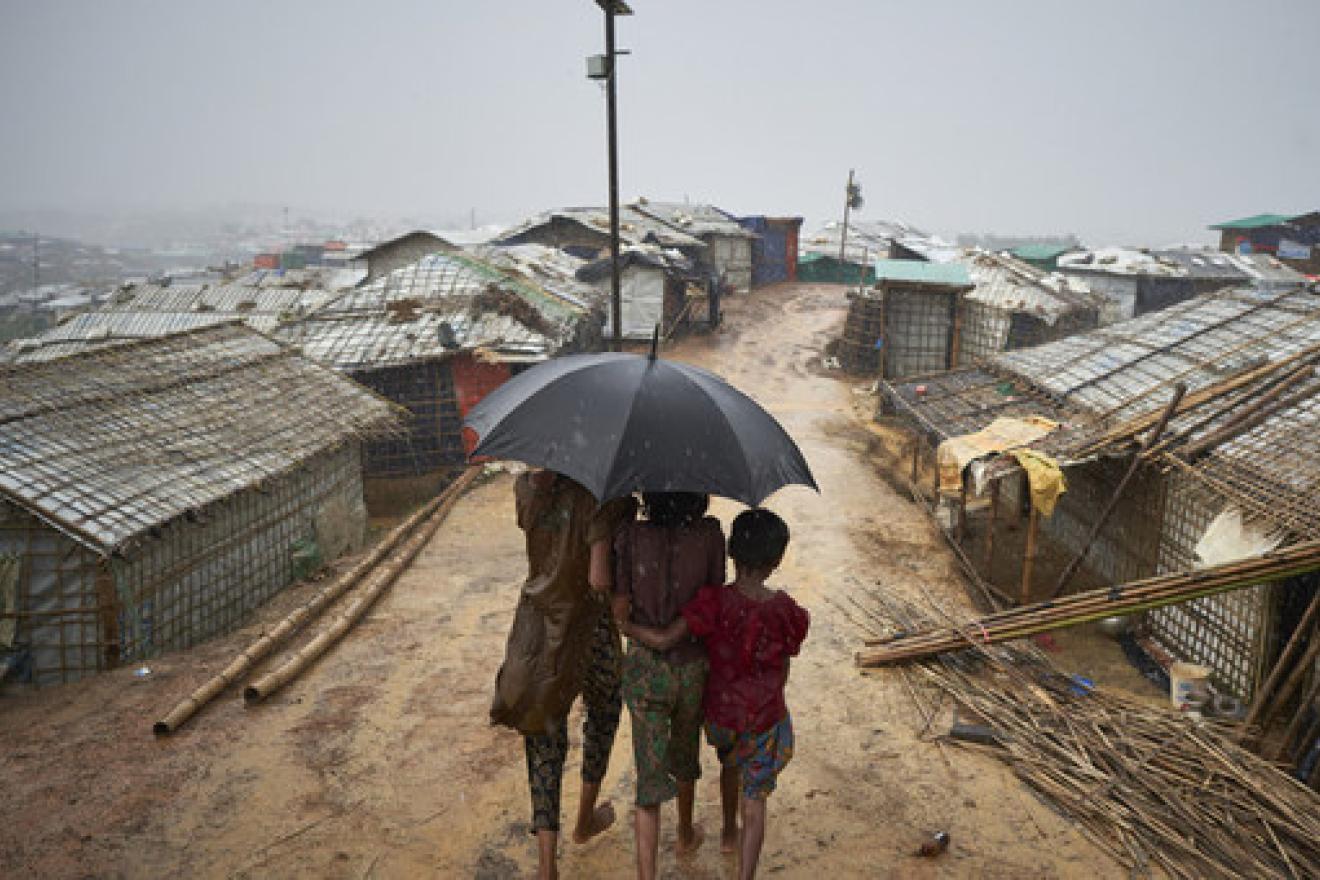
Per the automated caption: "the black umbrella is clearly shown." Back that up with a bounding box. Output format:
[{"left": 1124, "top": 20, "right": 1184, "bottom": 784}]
[{"left": 463, "top": 349, "right": 817, "bottom": 506}]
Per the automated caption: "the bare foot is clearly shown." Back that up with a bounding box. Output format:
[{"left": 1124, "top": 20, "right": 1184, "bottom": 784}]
[
  {"left": 720, "top": 825, "right": 740, "bottom": 855},
  {"left": 571, "top": 802, "right": 615, "bottom": 844},
  {"left": 676, "top": 823, "right": 705, "bottom": 857}
]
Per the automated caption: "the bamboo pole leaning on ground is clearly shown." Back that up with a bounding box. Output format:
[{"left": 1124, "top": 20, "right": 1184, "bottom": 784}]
[
  {"left": 856, "top": 540, "right": 1320, "bottom": 666},
  {"left": 154, "top": 467, "right": 480, "bottom": 734},
  {"left": 243, "top": 467, "right": 480, "bottom": 705},
  {"left": 1047, "top": 383, "right": 1185, "bottom": 601}
]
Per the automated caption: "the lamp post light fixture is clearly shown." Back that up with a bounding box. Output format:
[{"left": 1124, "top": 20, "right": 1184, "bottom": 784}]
[{"left": 589, "top": 0, "right": 633, "bottom": 351}]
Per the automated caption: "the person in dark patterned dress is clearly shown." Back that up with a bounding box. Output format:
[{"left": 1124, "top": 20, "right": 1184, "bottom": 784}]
[{"left": 490, "top": 469, "right": 636, "bottom": 880}]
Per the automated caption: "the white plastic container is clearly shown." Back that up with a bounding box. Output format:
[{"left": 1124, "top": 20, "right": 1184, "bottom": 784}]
[{"left": 1170, "top": 662, "right": 1211, "bottom": 710}]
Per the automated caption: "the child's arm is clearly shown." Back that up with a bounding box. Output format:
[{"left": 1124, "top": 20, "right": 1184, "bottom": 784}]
[{"left": 621, "top": 617, "right": 690, "bottom": 651}]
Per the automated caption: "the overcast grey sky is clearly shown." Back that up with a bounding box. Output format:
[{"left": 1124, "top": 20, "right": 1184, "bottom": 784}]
[{"left": 2, "top": 1, "right": 1317, "bottom": 245}]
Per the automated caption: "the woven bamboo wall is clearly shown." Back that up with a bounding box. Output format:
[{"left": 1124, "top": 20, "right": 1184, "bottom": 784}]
[
  {"left": 0, "top": 444, "right": 365, "bottom": 685},
  {"left": 1147, "top": 471, "right": 1273, "bottom": 700}
]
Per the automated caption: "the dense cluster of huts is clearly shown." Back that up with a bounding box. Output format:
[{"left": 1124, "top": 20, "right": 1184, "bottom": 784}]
[
  {"left": 4, "top": 199, "right": 1318, "bottom": 786},
  {"left": 838, "top": 210, "right": 1319, "bottom": 783},
  {"left": 0, "top": 199, "right": 798, "bottom": 685}
]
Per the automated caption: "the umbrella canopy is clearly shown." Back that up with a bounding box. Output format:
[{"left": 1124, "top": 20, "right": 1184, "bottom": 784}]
[{"left": 463, "top": 352, "right": 817, "bottom": 506}]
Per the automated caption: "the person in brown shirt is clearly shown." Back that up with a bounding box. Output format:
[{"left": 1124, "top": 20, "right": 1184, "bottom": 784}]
[
  {"left": 613, "top": 492, "right": 726, "bottom": 879},
  {"left": 490, "top": 469, "right": 636, "bottom": 880}
]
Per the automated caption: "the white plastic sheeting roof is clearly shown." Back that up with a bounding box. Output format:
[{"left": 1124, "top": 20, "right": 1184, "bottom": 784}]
[{"left": 959, "top": 250, "right": 1102, "bottom": 324}]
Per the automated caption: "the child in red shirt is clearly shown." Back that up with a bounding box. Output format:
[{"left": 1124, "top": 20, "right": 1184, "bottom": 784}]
[{"left": 623, "top": 508, "right": 809, "bottom": 880}]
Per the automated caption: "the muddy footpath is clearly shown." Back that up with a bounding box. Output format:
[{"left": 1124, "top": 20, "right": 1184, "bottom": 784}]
[{"left": 1, "top": 283, "right": 1137, "bottom": 878}]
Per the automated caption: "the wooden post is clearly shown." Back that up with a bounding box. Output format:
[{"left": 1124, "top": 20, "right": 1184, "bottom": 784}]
[
  {"left": 1021, "top": 506, "right": 1039, "bottom": 604},
  {"left": 983, "top": 479, "right": 1000, "bottom": 575},
  {"left": 910, "top": 437, "right": 920, "bottom": 487}
]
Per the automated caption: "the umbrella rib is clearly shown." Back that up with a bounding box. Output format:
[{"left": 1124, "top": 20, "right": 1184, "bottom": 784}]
[{"left": 668, "top": 365, "right": 758, "bottom": 504}]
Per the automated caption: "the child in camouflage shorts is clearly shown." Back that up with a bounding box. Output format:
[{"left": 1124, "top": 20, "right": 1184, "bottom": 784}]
[{"left": 624, "top": 508, "right": 809, "bottom": 880}]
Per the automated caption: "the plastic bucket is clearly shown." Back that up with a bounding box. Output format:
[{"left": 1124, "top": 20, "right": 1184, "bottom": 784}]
[{"left": 1170, "top": 662, "right": 1211, "bottom": 710}]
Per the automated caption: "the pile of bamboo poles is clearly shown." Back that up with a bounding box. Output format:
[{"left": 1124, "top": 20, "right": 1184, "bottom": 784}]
[
  {"left": 852, "top": 593, "right": 1320, "bottom": 879},
  {"left": 856, "top": 540, "right": 1320, "bottom": 667},
  {"left": 154, "top": 467, "right": 478, "bottom": 734}
]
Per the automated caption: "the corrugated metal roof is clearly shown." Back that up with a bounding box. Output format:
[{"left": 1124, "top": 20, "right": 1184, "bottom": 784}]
[
  {"left": 0, "top": 324, "right": 400, "bottom": 553},
  {"left": 874, "top": 258, "right": 972, "bottom": 287},
  {"left": 958, "top": 250, "right": 1101, "bottom": 323}
]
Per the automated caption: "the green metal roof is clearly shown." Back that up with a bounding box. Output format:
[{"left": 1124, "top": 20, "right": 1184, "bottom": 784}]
[
  {"left": 873, "top": 258, "right": 972, "bottom": 287},
  {"left": 1208, "top": 213, "right": 1294, "bottom": 231},
  {"left": 1010, "top": 243, "right": 1077, "bottom": 261}
]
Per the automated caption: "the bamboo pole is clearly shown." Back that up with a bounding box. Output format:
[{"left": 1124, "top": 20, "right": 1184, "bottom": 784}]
[
  {"left": 857, "top": 541, "right": 1320, "bottom": 665},
  {"left": 1021, "top": 507, "right": 1039, "bottom": 604},
  {"left": 243, "top": 467, "right": 479, "bottom": 704},
  {"left": 1255, "top": 619, "right": 1320, "bottom": 748},
  {"left": 154, "top": 467, "right": 480, "bottom": 734},
  {"left": 1273, "top": 676, "right": 1320, "bottom": 763},
  {"left": 1047, "top": 383, "right": 1186, "bottom": 601},
  {"left": 1240, "top": 588, "right": 1320, "bottom": 741},
  {"left": 983, "top": 479, "right": 999, "bottom": 574}
]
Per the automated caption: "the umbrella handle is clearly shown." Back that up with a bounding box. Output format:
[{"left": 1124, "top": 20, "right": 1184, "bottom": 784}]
[{"left": 649, "top": 324, "right": 659, "bottom": 360}]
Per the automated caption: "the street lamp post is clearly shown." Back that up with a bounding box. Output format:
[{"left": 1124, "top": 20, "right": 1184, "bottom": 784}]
[{"left": 590, "top": 1, "right": 632, "bottom": 351}]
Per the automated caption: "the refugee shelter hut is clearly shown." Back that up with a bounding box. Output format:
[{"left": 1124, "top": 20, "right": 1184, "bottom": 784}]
[
  {"left": 0, "top": 325, "right": 399, "bottom": 685},
  {"left": 353, "top": 231, "right": 460, "bottom": 285},
  {"left": 1211, "top": 211, "right": 1320, "bottom": 276},
  {"left": 955, "top": 250, "right": 1103, "bottom": 361},
  {"left": 630, "top": 200, "right": 757, "bottom": 292},
  {"left": 879, "top": 285, "right": 1320, "bottom": 703},
  {"left": 797, "top": 221, "right": 883, "bottom": 284},
  {"left": 839, "top": 259, "right": 974, "bottom": 377},
  {"left": 1148, "top": 248, "right": 1306, "bottom": 294},
  {"left": 737, "top": 216, "right": 803, "bottom": 287},
  {"left": 798, "top": 219, "right": 958, "bottom": 284},
  {"left": 1056, "top": 247, "right": 1202, "bottom": 322},
  {"left": 1, "top": 283, "right": 337, "bottom": 364},
  {"left": 277, "top": 251, "right": 601, "bottom": 507},
  {"left": 796, "top": 252, "right": 875, "bottom": 286},
  {"left": 495, "top": 206, "right": 705, "bottom": 264},
  {"left": 575, "top": 245, "right": 704, "bottom": 339}
]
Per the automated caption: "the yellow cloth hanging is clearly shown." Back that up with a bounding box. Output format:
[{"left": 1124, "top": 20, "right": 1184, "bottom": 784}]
[
  {"left": 1009, "top": 448, "right": 1067, "bottom": 517},
  {"left": 936, "top": 415, "right": 1059, "bottom": 495}
]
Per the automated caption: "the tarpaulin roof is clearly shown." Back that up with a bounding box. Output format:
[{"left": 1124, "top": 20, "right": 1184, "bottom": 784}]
[
  {"left": 1208, "top": 213, "right": 1296, "bottom": 231},
  {"left": 874, "top": 258, "right": 973, "bottom": 288}
]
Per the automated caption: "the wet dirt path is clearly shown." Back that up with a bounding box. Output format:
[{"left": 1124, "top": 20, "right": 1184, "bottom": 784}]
[{"left": 0, "top": 283, "right": 1118, "bottom": 878}]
